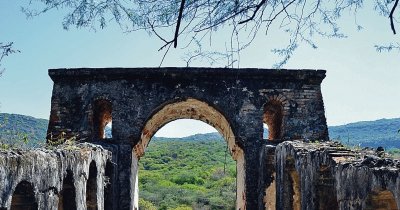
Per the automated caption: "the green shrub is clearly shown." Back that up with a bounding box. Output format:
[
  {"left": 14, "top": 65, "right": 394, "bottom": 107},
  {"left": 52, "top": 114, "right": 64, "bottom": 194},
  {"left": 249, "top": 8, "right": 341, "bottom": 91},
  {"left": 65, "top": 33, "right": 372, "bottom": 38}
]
[{"left": 139, "top": 198, "right": 157, "bottom": 210}]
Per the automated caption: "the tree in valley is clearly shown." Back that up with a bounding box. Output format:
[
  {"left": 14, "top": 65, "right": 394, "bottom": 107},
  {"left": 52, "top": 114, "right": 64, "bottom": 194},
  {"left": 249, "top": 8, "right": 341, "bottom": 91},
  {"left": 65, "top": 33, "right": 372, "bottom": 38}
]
[{"left": 22, "top": 0, "right": 399, "bottom": 66}]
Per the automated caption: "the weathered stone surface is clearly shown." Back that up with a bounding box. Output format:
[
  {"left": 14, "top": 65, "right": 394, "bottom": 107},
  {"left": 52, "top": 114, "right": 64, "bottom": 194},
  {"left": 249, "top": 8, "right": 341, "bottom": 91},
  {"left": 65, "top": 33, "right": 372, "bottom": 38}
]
[
  {"left": 46, "top": 67, "right": 329, "bottom": 209},
  {"left": 0, "top": 143, "right": 112, "bottom": 210},
  {"left": 47, "top": 67, "right": 329, "bottom": 143},
  {"left": 1, "top": 140, "right": 398, "bottom": 210},
  {"left": 271, "top": 141, "right": 400, "bottom": 210}
]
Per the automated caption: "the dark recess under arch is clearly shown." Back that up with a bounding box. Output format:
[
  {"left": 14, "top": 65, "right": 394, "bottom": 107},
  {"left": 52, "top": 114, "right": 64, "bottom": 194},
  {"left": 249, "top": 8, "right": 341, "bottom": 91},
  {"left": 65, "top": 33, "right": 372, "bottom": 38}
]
[
  {"left": 365, "top": 190, "right": 398, "bottom": 210},
  {"left": 11, "top": 181, "right": 38, "bottom": 210},
  {"left": 283, "top": 157, "right": 301, "bottom": 210},
  {"left": 86, "top": 161, "right": 98, "bottom": 210},
  {"left": 58, "top": 170, "right": 76, "bottom": 210}
]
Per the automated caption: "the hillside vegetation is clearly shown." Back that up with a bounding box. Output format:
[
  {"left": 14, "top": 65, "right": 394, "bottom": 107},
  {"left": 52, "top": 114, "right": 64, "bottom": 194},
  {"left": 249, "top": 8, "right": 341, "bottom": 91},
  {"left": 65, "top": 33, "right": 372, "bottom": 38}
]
[
  {"left": 0, "top": 113, "right": 47, "bottom": 147},
  {"left": 139, "top": 136, "right": 236, "bottom": 209},
  {"left": 329, "top": 118, "right": 400, "bottom": 149}
]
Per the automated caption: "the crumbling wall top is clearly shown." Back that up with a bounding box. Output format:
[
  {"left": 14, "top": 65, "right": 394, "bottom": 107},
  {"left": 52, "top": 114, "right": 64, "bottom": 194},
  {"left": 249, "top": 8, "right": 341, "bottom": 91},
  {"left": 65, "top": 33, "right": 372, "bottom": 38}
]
[{"left": 48, "top": 67, "right": 326, "bottom": 83}]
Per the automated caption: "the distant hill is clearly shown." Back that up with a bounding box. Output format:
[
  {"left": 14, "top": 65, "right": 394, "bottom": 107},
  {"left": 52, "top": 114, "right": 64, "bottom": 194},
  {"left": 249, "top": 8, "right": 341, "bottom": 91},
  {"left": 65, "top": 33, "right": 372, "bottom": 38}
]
[
  {"left": 329, "top": 118, "right": 400, "bottom": 149},
  {"left": 0, "top": 113, "right": 399, "bottom": 149},
  {"left": 153, "top": 132, "right": 223, "bottom": 142},
  {"left": 0, "top": 113, "right": 48, "bottom": 147},
  {"left": 155, "top": 118, "right": 400, "bottom": 149}
]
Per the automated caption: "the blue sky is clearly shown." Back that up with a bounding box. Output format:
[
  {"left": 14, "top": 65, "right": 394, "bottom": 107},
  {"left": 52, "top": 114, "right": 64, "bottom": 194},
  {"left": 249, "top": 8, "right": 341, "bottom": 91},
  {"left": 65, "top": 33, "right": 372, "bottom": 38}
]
[{"left": 0, "top": 1, "right": 399, "bottom": 137}]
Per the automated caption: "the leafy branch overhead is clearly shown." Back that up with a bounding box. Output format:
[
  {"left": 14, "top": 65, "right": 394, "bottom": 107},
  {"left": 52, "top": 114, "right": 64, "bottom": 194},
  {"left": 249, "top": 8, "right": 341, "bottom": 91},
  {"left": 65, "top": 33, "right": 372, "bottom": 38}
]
[
  {"left": 23, "top": 0, "right": 400, "bottom": 67},
  {"left": 0, "top": 42, "right": 19, "bottom": 74}
]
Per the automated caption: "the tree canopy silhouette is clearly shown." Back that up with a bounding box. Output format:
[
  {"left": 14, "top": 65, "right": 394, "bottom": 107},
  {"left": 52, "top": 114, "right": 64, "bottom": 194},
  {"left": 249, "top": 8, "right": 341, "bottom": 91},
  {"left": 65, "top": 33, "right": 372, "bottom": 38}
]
[{"left": 23, "top": 0, "right": 399, "bottom": 67}]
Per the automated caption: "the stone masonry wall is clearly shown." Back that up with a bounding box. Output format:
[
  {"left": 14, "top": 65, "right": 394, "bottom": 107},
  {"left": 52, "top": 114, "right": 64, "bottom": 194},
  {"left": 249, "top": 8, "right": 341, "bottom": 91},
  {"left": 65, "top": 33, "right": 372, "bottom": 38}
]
[
  {"left": 0, "top": 143, "right": 112, "bottom": 210},
  {"left": 46, "top": 67, "right": 330, "bottom": 209},
  {"left": 269, "top": 141, "right": 400, "bottom": 210},
  {"left": 47, "top": 67, "right": 329, "bottom": 143}
]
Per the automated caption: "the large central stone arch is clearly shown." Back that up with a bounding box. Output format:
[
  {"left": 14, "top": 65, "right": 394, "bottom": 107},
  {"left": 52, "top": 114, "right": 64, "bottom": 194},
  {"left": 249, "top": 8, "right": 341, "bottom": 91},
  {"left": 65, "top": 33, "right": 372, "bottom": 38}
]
[
  {"left": 130, "top": 98, "right": 245, "bottom": 209},
  {"left": 135, "top": 98, "right": 241, "bottom": 158}
]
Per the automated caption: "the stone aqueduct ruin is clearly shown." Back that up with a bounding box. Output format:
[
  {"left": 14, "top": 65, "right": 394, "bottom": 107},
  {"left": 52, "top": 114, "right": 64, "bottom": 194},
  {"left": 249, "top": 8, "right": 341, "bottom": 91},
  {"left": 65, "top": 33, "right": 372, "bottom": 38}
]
[{"left": 0, "top": 68, "right": 399, "bottom": 210}]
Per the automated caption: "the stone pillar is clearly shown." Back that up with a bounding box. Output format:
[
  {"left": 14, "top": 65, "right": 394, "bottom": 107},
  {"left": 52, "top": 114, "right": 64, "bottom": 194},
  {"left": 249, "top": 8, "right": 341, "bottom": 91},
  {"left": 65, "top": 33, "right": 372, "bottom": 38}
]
[
  {"left": 235, "top": 149, "right": 246, "bottom": 210},
  {"left": 235, "top": 100, "right": 264, "bottom": 209},
  {"left": 131, "top": 151, "right": 139, "bottom": 210},
  {"left": 115, "top": 143, "right": 134, "bottom": 210},
  {"left": 243, "top": 139, "right": 262, "bottom": 209},
  {"left": 37, "top": 191, "right": 58, "bottom": 210}
]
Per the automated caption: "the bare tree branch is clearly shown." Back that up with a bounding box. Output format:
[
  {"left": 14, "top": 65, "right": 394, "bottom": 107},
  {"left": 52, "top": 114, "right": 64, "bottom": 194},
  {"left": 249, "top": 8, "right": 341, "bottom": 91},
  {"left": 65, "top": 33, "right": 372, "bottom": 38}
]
[
  {"left": 238, "top": 0, "right": 267, "bottom": 24},
  {"left": 390, "top": 0, "right": 399, "bottom": 34},
  {"left": 174, "top": 0, "right": 186, "bottom": 48},
  {"left": 0, "top": 42, "right": 19, "bottom": 74},
  {"left": 159, "top": 43, "right": 173, "bottom": 67}
]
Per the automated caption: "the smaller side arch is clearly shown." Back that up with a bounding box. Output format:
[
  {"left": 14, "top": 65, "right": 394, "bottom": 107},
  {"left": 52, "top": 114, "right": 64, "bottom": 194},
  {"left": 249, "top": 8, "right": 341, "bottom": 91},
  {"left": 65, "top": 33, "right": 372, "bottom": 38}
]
[
  {"left": 263, "top": 95, "right": 289, "bottom": 141},
  {"left": 91, "top": 98, "right": 112, "bottom": 140},
  {"left": 365, "top": 189, "right": 398, "bottom": 210},
  {"left": 10, "top": 181, "right": 38, "bottom": 210}
]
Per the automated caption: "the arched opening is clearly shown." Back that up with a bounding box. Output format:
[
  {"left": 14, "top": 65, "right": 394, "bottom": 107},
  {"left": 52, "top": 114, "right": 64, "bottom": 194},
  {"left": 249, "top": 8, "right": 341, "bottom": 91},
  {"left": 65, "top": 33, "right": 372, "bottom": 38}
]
[
  {"left": 104, "top": 161, "right": 114, "bottom": 210},
  {"left": 263, "top": 100, "right": 284, "bottom": 140},
  {"left": 132, "top": 98, "right": 245, "bottom": 210},
  {"left": 58, "top": 170, "right": 76, "bottom": 210},
  {"left": 317, "top": 165, "right": 338, "bottom": 210},
  {"left": 93, "top": 99, "right": 112, "bottom": 139},
  {"left": 365, "top": 189, "right": 398, "bottom": 210},
  {"left": 86, "top": 161, "right": 98, "bottom": 210},
  {"left": 283, "top": 157, "right": 301, "bottom": 210},
  {"left": 11, "top": 181, "right": 38, "bottom": 210}
]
